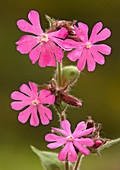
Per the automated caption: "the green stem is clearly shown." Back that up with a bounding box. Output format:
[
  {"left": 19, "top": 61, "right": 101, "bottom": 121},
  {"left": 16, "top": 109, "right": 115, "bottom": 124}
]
[
  {"left": 57, "top": 62, "right": 62, "bottom": 87},
  {"left": 73, "top": 153, "right": 84, "bottom": 170},
  {"left": 65, "top": 159, "right": 69, "bottom": 170}
]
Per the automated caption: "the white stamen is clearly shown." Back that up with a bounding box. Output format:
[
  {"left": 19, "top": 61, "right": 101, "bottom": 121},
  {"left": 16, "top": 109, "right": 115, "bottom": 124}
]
[
  {"left": 67, "top": 135, "right": 74, "bottom": 142},
  {"left": 85, "top": 42, "right": 92, "bottom": 49},
  {"left": 41, "top": 33, "right": 49, "bottom": 42}
]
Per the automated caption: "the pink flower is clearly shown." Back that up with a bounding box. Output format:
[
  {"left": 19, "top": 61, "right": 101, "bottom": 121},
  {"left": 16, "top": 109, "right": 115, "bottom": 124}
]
[
  {"left": 45, "top": 120, "right": 94, "bottom": 162},
  {"left": 11, "top": 82, "right": 55, "bottom": 126},
  {"left": 64, "top": 22, "right": 111, "bottom": 71},
  {"left": 16, "top": 10, "right": 68, "bottom": 67}
]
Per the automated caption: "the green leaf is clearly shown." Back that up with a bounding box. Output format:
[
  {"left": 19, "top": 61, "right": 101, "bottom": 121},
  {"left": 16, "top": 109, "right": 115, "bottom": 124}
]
[
  {"left": 99, "top": 138, "right": 120, "bottom": 151},
  {"left": 31, "top": 145, "right": 73, "bottom": 170}
]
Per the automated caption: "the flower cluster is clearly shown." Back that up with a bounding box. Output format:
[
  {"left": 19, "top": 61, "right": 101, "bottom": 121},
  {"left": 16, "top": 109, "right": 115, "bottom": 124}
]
[{"left": 11, "top": 10, "right": 112, "bottom": 165}]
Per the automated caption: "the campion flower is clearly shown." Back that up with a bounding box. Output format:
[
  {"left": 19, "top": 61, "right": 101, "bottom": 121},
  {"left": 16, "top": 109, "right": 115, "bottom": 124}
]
[
  {"left": 45, "top": 120, "right": 94, "bottom": 162},
  {"left": 16, "top": 10, "right": 68, "bottom": 67},
  {"left": 11, "top": 82, "right": 55, "bottom": 126},
  {"left": 64, "top": 22, "right": 111, "bottom": 71}
]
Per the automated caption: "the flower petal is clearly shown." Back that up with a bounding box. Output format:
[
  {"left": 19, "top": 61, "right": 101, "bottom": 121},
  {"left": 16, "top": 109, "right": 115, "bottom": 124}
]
[
  {"left": 89, "top": 22, "right": 103, "bottom": 43},
  {"left": 78, "top": 22, "right": 89, "bottom": 42},
  {"left": 48, "top": 27, "right": 68, "bottom": 39},
  {"left": 68, "top": 142, "right": 77, "bottom": 162},
  {"left": 39, "top": 43, "right": 56, "bottom": 67},
  {"left": 90, "top": 47, "right": 105, "bottom": 65},
  {"left": 30, "top": 106, "right": 39, "bottom": 126},
  {"left": 28, "top": 10, "right": 43, "bottom": 34},
  {"left": 77, "top": 50, "right": 86, "bottom": 71},
  {"left": 73, "top": 141, "right": 90, "bottom": 155},
  {"left": 38, "top": 105, "right": 52, "bottom": 125},
  {"left": 29, "top": 44, "right": 41, "bottom": 64},
  {"left": 16, "top": 35, "right": 39, "bottom": 54},
  {"left": 45, "top": 134, "right": 66, "bottom": 141},
  {"left": 51, "top": 127, "right": 68, "bottom": 136},
  {"left": 73, "top": 121, "right": 87, "bottom": 138},
  {"left": 60, "top": 120, "right": 72, "bottom": 136},
  {"left": 11, "top": 91, "right": 30, "bottom": 101},
  {"left": 18, "top": 105, "right": 32, "bottom": 123},
  {"left": 73, "top": 127, "right": 94, "bottom": 138},
  {"left": 92, "top": 28, "right": 111, "bottom": 44},
  {"left": 63, "top": 39, "right": 79, "bottom": 51},
  {"left": 92, "top": 44, "right": 111, "bottom": 55},
  {"left": 74, "top": 138, "right": 94, "bottom": 147},
  {"left": 20, "top": 83, "right": 32, "bottom": 97},
  {"left": 17, "top": 19, "right": 40, "bottom": 36},
  {"left": 67, "top": 49, "right": 81, "bottom": 62},
  {"left": 58, "top": 143, "right": 69, "bottom": 161},
  {"left": 29, "top": 82, "right": 38, "bottom": 97},
  {"left": 11, "top": 101, "right": 29, "bottom": 110},
  {"left": 47, "top": 138, "right": 67, "bottom": 149},
  {"left": 86, "top": 50, "right": 96, "bottom": 71},
  {"left": 49, "top": 41, "right": 64, "bottom": 63}
]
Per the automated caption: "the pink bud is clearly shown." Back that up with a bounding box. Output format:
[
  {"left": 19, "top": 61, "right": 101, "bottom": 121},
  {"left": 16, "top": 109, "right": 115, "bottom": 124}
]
[{"left": 95, "top": 140, "right": 102, "bottom": 147}]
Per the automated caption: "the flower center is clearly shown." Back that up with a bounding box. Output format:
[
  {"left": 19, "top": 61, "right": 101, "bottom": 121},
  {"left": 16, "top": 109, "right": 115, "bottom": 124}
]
[
  {"left": 85, "top": 42, "right": 92, "bottom": 49},
  {"left": 41, "top": 33, "right": 49, "bottom": 42},
  {"left": 67, "top": 135, "right": 74, "bottom": 142},
  {"left": 32, "top": 99, "right": 39, "bottom": 106}
]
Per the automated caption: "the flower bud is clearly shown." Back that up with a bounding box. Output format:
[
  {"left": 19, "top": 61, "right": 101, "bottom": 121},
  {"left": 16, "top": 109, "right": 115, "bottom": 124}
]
[
  {"left": 95, "top": 140, "right": 103, "bottom": 148},
  {"left": 86, "top": 119, "right": 94, "bottom": 129},
  {"left": 61, "top": 66, "right": 80, "bottom": 87}
]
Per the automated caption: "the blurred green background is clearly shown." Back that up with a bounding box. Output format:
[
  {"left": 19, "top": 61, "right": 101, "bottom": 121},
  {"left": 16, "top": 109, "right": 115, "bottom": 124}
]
[{"left": 0, "top": 0, "right": 120, "bottom": 169}]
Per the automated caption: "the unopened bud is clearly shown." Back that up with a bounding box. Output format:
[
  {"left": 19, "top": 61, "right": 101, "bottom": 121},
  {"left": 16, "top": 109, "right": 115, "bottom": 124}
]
[
  {"left": 95, "top": 140, "right": 103, "bottom": 148},
  {"left": 60, "top": 91, "right": 82, "bottom": 107},
  {"left": 61, "top": 66, "right": 80, "bottom": 87},
  {"left": 86, "top": 119, "right": 94, "bottom": 129}
]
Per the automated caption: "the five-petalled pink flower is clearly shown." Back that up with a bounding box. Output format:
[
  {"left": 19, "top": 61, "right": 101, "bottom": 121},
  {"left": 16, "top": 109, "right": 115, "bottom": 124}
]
[
  {"left": 11, "top": 82, "right": 55, "bottom": 126},
  {"left": 45, "top": 120, "right": 94, "bottom": 162},
  {"left": 16, "top": 10, "right": 68, "bottom": 67},
  {"left": 64, "top": 22, "right": 111, "bottom": 71}
]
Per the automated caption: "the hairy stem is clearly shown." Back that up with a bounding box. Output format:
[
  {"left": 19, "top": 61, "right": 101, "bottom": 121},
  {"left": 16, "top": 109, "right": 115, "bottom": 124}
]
[
  {"left": 57, "top": 62, "right": 62, "bottom": 87},
  {"left": 73, "top": 153, "right": 84, "bottom": 170},
  {"left": 65, "top": 159, "right": 69, "bottom": 170}
]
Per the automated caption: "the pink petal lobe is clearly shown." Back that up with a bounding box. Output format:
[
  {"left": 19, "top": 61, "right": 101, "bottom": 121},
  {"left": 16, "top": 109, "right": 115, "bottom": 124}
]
[
  {"left": 49, "top": 42, "right": 63, "bottom": 63},
  {"left": 90, "top": 47, "right": 105, "bottom": 65},
  {"left": 74, "top": 127, "right": 94, "bottom": 138},
  {"left": 89, "top": 22, "right": 103, "bottom": 43},
  {"left": 11, "top": 91, "right": 30, "bottom": 101},
  {"left": 78, "top": 22, "right": 89, "bottom": 42},
  {"left": 74, "top": 138, "right": 94, "bottom": 147},
  {"left": 60, "top": 120, "right": 72, "bottom": 136},
  {"left": 29, "top": 82, "right": 38, "bottom": 96},
  {"left": 63, "top": 39, "right": 79, "bottom": 51},
  {"left": 51, "top": 127, "right": 68, "bottom": 136},
  {"left": 18, "top": 105, "right": 32, "bottom": 123},
  {"left": 39, "top": 43, "right": 56, "bottom": 67},
  {"left": 28, "top": 10, "right": 43, "bottom": 34},
  {"left": 11, "top": 101, "right": 29, "bottom": 110},
  {"left": 67, "top": 49, "right": 81, "bottom": 62},
  {"left": 92, "top": 28, "right": 111, "bottom": 44},
  {"left": 38, "top": 105, "right": 52, "bottom": 125},
  {"left": 73, "top": 121, "right": 87, "bottom": 138},
  {"left": 86, "top": 50, "right": 96, "bottom": 71},
  {"left": 45, "top": 134, "right": 65, "bottom": 141},
  {"left": 17, "top": 19, "right": 40, "bottom": 35},
  {"left": 47, "top": 139, "right": 67, "bottom": 149},
  {"left": 20, "top": 84, "right": 32, "bottom": 97},
  {"left": 30, "top": 106, "right": 39, "bottom": 126},
  {"left": 48, "top": 27, "right": 68, "bottom": 39},
  {"left": 77, "top": 50, "right": 86, "bottom": 71},
  {"left": 58, "top": 143, "right": 69, "bottom": 161},
  {"left": 16, "top": 35, "right": 38, "bottom": 54},
  {"left": 73, "top": 141, "right": 90, "bottom": 155},
  {"left": 68, "top": 142, "right": 77, "bottom": 162},
  {"left": 29, "top": 44, "right": 41, "bottom": 64},
  {"left": 92, "top": 44, "right": 111, "bottom": 55}
]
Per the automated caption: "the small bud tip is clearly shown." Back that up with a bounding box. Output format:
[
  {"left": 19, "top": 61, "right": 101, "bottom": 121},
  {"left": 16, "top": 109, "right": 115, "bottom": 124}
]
[{"left": 77, "top": 102, "right": 82, "bottom": 106}]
